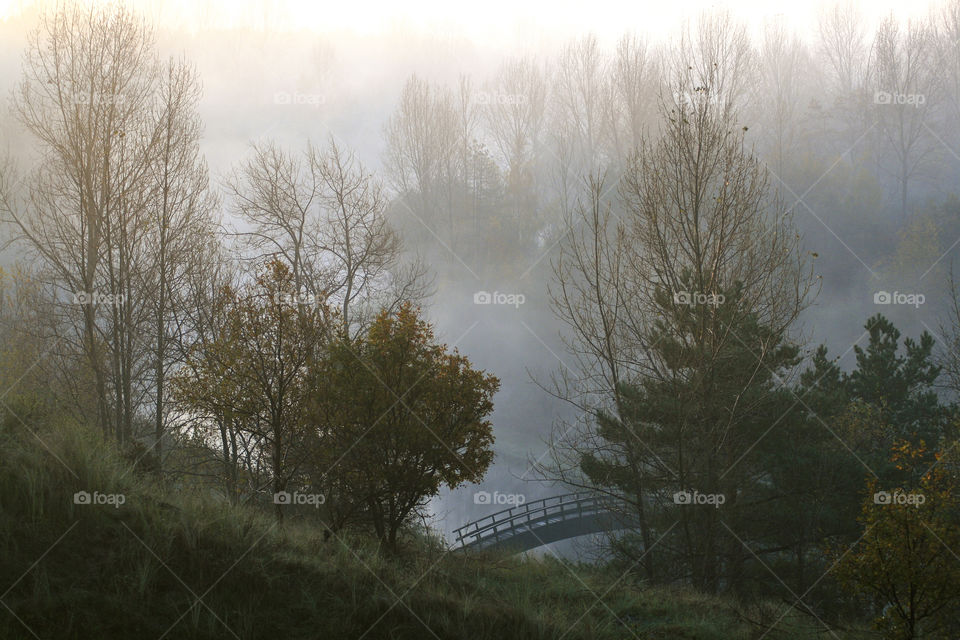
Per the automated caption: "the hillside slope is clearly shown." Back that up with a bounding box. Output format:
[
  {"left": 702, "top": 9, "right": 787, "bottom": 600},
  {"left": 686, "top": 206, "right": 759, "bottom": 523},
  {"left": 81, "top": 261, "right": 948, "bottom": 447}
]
[{"left": 0, "top": 409, "right": 785, "bottom": 639}]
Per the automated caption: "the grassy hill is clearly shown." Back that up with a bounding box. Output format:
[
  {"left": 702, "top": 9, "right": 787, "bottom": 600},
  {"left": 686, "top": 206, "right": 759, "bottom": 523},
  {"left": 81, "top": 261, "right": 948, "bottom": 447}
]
[{"left": 0, "top": 405, "right": 851, "bottom": 639}]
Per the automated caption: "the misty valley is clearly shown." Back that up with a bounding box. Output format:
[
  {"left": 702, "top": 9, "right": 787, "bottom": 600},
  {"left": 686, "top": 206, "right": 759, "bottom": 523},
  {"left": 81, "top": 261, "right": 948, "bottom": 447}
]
[{"left": 2, "top": 0, "right": 960, "bottom": 638}]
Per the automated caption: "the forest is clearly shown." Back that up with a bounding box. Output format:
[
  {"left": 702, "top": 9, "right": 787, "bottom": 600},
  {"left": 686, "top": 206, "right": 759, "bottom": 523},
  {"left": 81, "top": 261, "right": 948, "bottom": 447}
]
[{"left": 1, "top": 0, "right": 960, "bottom": 638}]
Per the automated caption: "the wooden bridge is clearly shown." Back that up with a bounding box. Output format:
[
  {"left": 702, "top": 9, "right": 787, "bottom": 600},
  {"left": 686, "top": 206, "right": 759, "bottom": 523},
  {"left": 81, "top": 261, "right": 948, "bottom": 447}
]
[{"left": 453, "top": 492, "right": 631, "bottom": 553}]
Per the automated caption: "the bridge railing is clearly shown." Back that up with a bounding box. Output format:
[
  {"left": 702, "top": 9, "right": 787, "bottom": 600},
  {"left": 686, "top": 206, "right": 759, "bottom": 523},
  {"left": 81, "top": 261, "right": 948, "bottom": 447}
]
[{"left": 453, "top": 492, "right": 622, "bottom": 549}]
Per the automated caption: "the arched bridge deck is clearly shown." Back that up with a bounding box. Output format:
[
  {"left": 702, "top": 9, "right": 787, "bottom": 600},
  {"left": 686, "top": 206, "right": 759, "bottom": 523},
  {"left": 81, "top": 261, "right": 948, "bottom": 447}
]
[{"left": 453, "top": 492, "right": 631, "bottom": 553}]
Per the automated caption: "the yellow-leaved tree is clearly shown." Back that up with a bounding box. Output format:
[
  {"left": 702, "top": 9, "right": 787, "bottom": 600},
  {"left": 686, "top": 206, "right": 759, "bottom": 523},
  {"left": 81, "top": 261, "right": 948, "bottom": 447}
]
[
  {"left": 833, "top": 440, "right": 960, "bottom": 639},
  {"left": 309, "top": 302, "right": 499, "bottom": 547}
]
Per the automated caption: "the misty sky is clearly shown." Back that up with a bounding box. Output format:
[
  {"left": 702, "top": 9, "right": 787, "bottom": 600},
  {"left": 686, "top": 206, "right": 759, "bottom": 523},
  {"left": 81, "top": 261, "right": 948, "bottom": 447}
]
[{"left": 0, "top": 0, "right": 941, "bottom": 41}]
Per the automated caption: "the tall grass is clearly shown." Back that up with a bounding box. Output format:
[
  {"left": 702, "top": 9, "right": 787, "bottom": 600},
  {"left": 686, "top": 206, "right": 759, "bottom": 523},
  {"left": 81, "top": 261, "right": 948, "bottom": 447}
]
[{"left": 0, "top": 406, "right": 861, "bottom": 639}]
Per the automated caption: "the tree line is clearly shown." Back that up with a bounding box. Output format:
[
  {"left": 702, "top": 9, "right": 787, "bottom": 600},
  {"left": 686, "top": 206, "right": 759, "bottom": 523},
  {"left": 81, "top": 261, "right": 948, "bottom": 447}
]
[
  {"left": 0, "top": 5, "right": 497, "bottom": 549},
  {"left": 529, "top": 30, "right": 960, "bottom": 640}
]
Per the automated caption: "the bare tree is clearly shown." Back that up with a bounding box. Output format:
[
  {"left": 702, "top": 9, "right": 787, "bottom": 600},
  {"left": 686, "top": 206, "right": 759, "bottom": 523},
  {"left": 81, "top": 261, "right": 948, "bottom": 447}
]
[
  {"left": 227, "top": 137, "right": 428, "bottom": 338},
  {"left": 668, "top": 10, "right": 755, "bottom": 121},
  {"left": 479, "top": 59, "right": 548, "bottom": 252},
  {"left": 936, "top": 0, "right": 960, "bottom": 147},
  {"left": 540, "top": 84, "right": 816, "bottom": 590},
  {"left": 605, "top": 34, "right": 661, "bottom": 165},
  {"left": 551, "top": 35, "right": 609, "bottom": 178},
  {"left": 540, "top": 170, "right": 655, "bottom": 576},
  {"left": 140, "top": 57, "right": 219, "bottom": 467},
  {"left": 481, "top": 57, "right": 548, "bottom": 179},
  {"left": 3, "top": 6, "right": 221, "bottom": 456},
  {"left": 870, "top": 15, "right": 941, "bottom": 217},
  {"left": 5, "top": 5, "right": 160, "bottom": 443},
  {"left": 225, "top": 141, "right": 322, "bottom": 296},
  {"left": 817, "top": 1, "right": 870, "bottom": 96},
  {"left": 751, "top": 21, "right": 812, "bottom": 178},
  {"left": 815, "top": 1, "right": 872, "bottom": 160},
  {"left": 383, "top": 76, "right": 460, "bottom": 250},
  {"left": 314, "top": 139, "right": 429, "bottom": 334}
]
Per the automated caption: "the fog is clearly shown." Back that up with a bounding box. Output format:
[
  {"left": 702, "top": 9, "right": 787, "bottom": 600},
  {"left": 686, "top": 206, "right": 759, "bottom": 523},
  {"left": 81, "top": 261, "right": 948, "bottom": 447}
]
[{"left": 2, "top": 0, "right": 958, "bottom": 550}]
